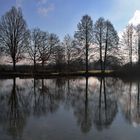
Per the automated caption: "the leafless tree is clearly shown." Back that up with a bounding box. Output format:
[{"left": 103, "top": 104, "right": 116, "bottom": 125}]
[
  {"left": 48, "top": 33, "right": 60, "bottom": 65},
  {"left": 37, "top": 30, "right": 49, "bottom": 68},
  {"left": 0, "top": 6, "right": 29, "bottom": 71},
  {"left": 27, "top": 28, "right": 40, "bottom": 70},
  {"left": 104, "top": 20, "right": 119, "bottom": 71},
  {"left": 53, "top": 44, "right": 65, "bottom": 72},
  {"left": 94, "top": 18, "right": 119, "bottom": 71},
  {"left": 136, "top": 24, "right": 140, "bottom": 64},
  {"left": 63, "top": 34, "right": 79, "bottom": 70},
  {"left": 94, "top": 17, "right": 106, "bottom": 71},
  {"left": 74, "top": 15, "right": 93, "bottom": 74},
  {"left": 34, "top": 31, "right": 59, "bottom": 70},
  {"left": 121, "top": 24, "right": 134, "bottom": 66}
]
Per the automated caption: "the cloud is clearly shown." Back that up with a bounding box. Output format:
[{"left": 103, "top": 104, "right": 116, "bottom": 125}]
[
  {"left": 16, "top": 0, "right": 23, "bottom": 7},
  {"left": 129, "top": 10, "right": 140, "bottom": 26},
  {"left": 119, "top": 10, "right": 140, "bottom": 39},
  {"left": 118, "top": 31, "right": 123, "bottom": 38},
  {"left": 37, "top": 4, "right": 54, "bottom": 16},
  {"left": 36, "top": 0, "right": 48, "bottom": 5}
]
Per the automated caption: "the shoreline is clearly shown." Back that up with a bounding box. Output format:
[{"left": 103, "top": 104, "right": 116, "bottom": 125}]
[{"left": 0, "top": 70, "right": 139, "bottom": 80}]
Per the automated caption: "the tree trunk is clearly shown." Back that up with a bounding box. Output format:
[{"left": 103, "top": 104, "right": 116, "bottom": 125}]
[
  {"left": 34, "top": 56, "right": 36, "bottom": 72},
  {"left": 13, "top": 58, "right": 16, "bottom": 71},
  {"left": 137, "top": 82, "right": 140, "bottom": 107},
  {"left": 100, "top": 45, "right": 103, "bottom": 72},
  {"left": 67, "top": 59, "right": 70, "bottom": 73},
  {"left": 86, "top": 44, "right": 88, "bottom": 75},
  {"left": 104, "top": 43, "right": 107, "bottom": 72},
  {"left": 138, "top": 38, "right": 140, "bottom": 64},
  {"left": 99, "top": 29, "right": 103, "bottom": 72},
  {"left": 130, "top": 34, "right": 133, "bottom": 67},
  {"left": 104, "top": 25, "right": 108, "bottom": 72},
  {"left": 42, "top": 61, "right": 44, "bottom": 70},
  {"left": 85, "top": 24, "right": 89, "bottom": 75}
]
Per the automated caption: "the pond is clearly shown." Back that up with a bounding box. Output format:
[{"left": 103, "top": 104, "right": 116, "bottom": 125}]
[{"left": 0, "top": 77, "right": 140, "bottom": 140}]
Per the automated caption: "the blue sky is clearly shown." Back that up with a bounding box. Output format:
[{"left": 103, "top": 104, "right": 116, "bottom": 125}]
[{"left": 0, "top": 0, "right": 140, "bottom": 40}]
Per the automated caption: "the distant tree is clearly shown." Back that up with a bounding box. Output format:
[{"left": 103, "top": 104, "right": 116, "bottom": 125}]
[
  {"left": 0, "top": 6, "right": 29, "bottom": 71},
  {"left": 74, "top": 15, "right": 93, "bottom": 74},
  {"left": 48, "top": 33, "right": 60, "bottom": 65},
  {"left": 27, "top": 28, "right": 40, "bottom": 70},
  {"left": 48, "top": 33, "right": 60, "bottom": 60},
  {"left": 63, "top": 34, "right": 79, "bottom": 70},
  {"left": 53, "top": 44, "right": 65, "bottom": 72},
  {"left": 37, "top": 30, "right": 49, "bottom": 69},
  {"left": 121, "top": 24, "right": 134, "bottom": 66},
  {"left": 37, "top": 32, "right": 59, "bottom": 70},
  {"left": 136, "top": 24, "right": 140, "bottom": 64}
]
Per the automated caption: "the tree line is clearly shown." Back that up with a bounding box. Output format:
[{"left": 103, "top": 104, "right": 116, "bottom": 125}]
[{"left": 0, "top": 6, "right": 140, "bottom": 73}]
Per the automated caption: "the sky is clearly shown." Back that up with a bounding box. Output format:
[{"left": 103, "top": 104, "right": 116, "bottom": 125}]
[{"left": 0, "top": 0, "right": 140, "bottom": 40}]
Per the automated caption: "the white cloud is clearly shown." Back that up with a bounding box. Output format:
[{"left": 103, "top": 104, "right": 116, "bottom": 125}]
[
  {"left": 129, "top": 10, "right": 140, "bottom": 26},
  {"left": 16, "top": 0, "right": 23, "bottom": 8},
  {"left": 37, "top": 4, "right": 54, "bottom": 16},
  {"left": 37, "top": 0, "right": 48, "bottom": 5},
  {"left": 119, "top": 10, "right": 140, "bottom": 39},
  {"left": 118, "top": 31, "right": 123, "bottom": 39}
]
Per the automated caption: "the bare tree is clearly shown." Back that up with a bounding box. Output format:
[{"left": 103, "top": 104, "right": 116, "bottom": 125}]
[
  {"left": 27, "top": 28, "right": 40, "bottom": 71},
  {"left": 136, "top": 24, "right": 140, "bottom": 64},
  {"left": 104, "top": 20, "right": 119, "bottom": 71},
  {"left": 74, "top": 15, "right": 93, "bottom": 74},
  {"left": 94, "top": 17, "right": 106, "bottom": 71},
  {"left": 35, "top": 31, "right": 60, "bottom": 70},
  {"left": 94, "top": 18, "right": 119, "bottom": 71},
  {"left": 63, "top": 34, "right": 79, "bottom": 71},
  {"left": 0, "top": 6, "right": 29, "bottom": 71},
  {"left": 48, "top": 33, "right": 60, "bottom": 65},
  {"left": 36, "top": 30, "right": 49, "bottom": 69},
  {"left": 53, "top": 44, "right": 65, "bottom": 72},
  {"left": 121, "top": 24, "right": 134, "bottom": 66}
]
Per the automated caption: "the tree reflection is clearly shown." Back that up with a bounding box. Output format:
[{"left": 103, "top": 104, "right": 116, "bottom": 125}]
[
  {"left": 93, "top": 78, "right": 118, "bottom": 131},
  {"left": 33, "top": 78, "right": 66, "bottom": 117},
  {"left": 33, "top": 79, "right": 47, "bottom": 116},
  {"left": 7, "top": 78, "right": 28, "bottom": 139},
  {"left": 80, "top": 77, "right": 92, "bottom": 133},
  {"left": 64, "top": 77, "right": 119, "bottom": 133},
  {"left": 121, "top": 82, "right": 140, "bottom": 125},
  {"left": 136, "top": 82, "right": 140, "bottom": 123},
  {"left": 1, "top": 77, "right": 140, "bottom": 138}
]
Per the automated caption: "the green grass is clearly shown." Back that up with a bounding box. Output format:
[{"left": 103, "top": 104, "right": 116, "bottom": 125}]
[{"left": 78, "top": 70, "right": 114, "bottom": 74}]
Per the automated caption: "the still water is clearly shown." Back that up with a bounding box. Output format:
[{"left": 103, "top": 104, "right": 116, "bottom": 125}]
[{"left": 0, "top": 77, "right": 140, "bottom": 140}]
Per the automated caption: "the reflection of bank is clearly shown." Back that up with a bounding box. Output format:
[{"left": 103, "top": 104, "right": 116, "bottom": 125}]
[
  {"left": 119, "top": 82, "right": 140, "bottom": 126},
  {"left": 93, "top": 78, "right": 118, "bottom": 131}
]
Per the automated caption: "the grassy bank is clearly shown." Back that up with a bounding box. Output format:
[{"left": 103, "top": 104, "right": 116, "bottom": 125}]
[
  {"left": 0, "top": 70, "right": 124, "bottom": 79},
  {"left": 0, "top": 64, "right": 140, "bottom": 79}
]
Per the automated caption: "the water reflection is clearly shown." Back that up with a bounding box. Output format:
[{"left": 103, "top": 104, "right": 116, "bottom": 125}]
[
  {"left": 1, "top": 78, "right": 29, "bottom": 139},
  {"left": 93, "top": 78, "right": 118, "bottom": 131},
  {"left": 0, "top": 77, "right": 140, "bottom": 139}
]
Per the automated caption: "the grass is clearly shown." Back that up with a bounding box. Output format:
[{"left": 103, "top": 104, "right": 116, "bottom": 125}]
[{"left": 0, "top": 67, "right": 139, "bottom": 80}]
